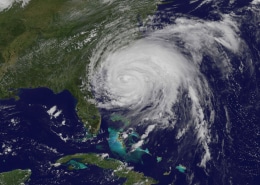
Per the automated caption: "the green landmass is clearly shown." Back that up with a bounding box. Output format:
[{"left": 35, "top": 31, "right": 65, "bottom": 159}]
[
  {"left": 0, "top": 0, "right": 158, "bottom": 134},
  {"left": 56, "top": 153, "right": 158, "bottom": 185},
  {"left": 0, "top": 169, "right": 31, "bottom": 185}
]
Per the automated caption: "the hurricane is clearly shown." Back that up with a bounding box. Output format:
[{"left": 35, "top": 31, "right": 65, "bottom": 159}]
[
  {"left": 88, "top": 12, "right": 243, "bottom": 166},
  {"left": 91, "top": 38, "right": 200, "bottom": 124}
]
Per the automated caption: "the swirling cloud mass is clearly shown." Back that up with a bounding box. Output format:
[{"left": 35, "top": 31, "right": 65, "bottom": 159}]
[
  {"left": 89, "top": 14, "right": 242, "bottom": 168},
  {"left": 92, "top": 39, "right": 197, "bottom": 123}
]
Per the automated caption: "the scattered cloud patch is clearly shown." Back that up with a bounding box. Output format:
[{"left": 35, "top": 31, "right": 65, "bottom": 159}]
[{"left": 47, "top": 106, "right": 62, "bottom": 119}]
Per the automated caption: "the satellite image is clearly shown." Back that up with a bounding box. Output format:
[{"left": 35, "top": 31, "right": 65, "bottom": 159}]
[{"left": 0, "top": 0, "right": 259, "bottom": 185}]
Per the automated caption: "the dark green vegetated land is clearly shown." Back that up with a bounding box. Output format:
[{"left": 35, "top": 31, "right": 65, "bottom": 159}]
[
  {"left": 57, "top": 153, "right": 158, "bottom": 185},
  {"left": 0, "top": 0, "right": 158, "bottom": 133},
  {"left": 0, "top": 169, "right": 31, "bottom": 185}
]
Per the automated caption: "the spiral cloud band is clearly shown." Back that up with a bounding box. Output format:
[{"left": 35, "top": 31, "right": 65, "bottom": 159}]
[
  {"left": 91, "top": 39, "right": 199, "bottom": 124},
  {"left": 89, "top": 15, "right": 241, "bottom": 167}
]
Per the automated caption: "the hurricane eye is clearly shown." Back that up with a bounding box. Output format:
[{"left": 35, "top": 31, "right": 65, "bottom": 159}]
[{"left": 118, "top": 75, "right": 132, "bottom": 83}]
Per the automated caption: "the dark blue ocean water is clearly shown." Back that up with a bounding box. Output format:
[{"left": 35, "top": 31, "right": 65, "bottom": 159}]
[{"left": 0, "top": 88, "right": 121, "bottom": 185}]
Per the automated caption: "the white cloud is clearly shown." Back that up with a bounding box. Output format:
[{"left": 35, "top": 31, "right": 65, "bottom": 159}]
[
  {"left": 0, "top": 0, "right": 30, "bottom": 12},
  {"left": 47, "top": 105, "right": 62, "bottom": 119},
  {"left": 252, "top": 0, "right": 260, "bottom": 4}
]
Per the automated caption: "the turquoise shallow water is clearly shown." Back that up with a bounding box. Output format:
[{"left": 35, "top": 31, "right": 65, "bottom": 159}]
[
  {"left": 108, "top": 128, "right": 127, "bottom": 157},
  {"left": 107, "top": 127, "right": 150, "bottom": 163},
  {"left": 67, "top": 160, "right": 88, "bottom": 170}
]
